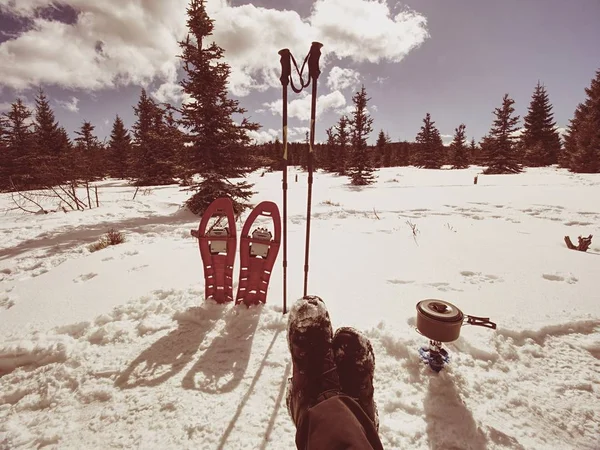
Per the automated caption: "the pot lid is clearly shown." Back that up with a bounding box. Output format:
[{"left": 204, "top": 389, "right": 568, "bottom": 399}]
[{"left": 417, "top": 299, "right": 463, "bottom": 323}]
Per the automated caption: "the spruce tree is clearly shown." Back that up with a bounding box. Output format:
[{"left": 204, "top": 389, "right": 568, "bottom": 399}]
[
  {"left": 132, "top": 89, "right": 162, "bottom": 185},
  {"left": 322, "top": 127, "right": 336, "bottom": 172},
  {"left": 178, "top": 0, "right": 259, "bottom": 215},
  {"left": 33, "top": 89, "right": 69, "bottom": 185},
  {"left": 4, "top": 99, "right": 35, "bottom": 188},
  {"left": 469, "top": 138, "right": 480, "bottom": 165},
  {"left": 347, "top": 85, "right": 375, "bottom": 185},
  {"left": 414, "top": 113, "right": 444, "bottom": 169},
  {"left": 108, "top": 115, "right": 132, "bottom": 179},
  {"left": 450, "top": 124, "right": 469, "bottom": 169},
  {"left": 0, "top": 114, "right": 9, "bottom": 191},
  {"left": 483, "top": 94, "right": 522, "bottom": 174},
  {"left": 74, "top": 121, "right": 102, "bottom": 181},
  {"left": 375, "top": 130, "right": 390, "bottom": 168},
  {"left": 561, "top": 102, "right": 588, "bottom": 169},
  {"left": 567, "top": 70, "right": 600, "bottom": 173},
  {"left": 520, "top": 82, "right": 562, "bottom": 166},
  {"left": 334, "top": 115, "right": 350, "bottom": 175}
]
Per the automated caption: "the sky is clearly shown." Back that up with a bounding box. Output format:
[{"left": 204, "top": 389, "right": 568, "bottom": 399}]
[{"left": 0, "top": 0, "right": 599, "bottom": 146}]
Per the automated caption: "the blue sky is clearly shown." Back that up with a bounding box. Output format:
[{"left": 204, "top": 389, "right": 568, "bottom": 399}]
[{"left": 1, "top": 0, "right": 599, "bottom": 145}]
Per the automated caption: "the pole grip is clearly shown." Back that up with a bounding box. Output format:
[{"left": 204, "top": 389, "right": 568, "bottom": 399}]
[
  {"left": 308, "top": 42, "right": 323, "bottom": 81},
  {"left": 279, "top": 49, "right": 291, "bottom": 87}
]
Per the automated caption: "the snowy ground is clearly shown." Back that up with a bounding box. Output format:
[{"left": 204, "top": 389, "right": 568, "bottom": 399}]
[{"left": 1, "top": 166, "right": 599, "bottom": 449}]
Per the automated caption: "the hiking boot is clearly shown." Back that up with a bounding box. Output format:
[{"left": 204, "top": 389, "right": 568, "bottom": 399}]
[
  {"left": 286, "top": 295, "right": 341, "bottom": 427},
  {"left": 332, "top": 326, "right": 379, "bottom": 431}
]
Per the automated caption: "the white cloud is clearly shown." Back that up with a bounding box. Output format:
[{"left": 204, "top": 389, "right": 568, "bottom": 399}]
[
  {"left": 327, "top": 67, "right": 361, "bottom": 91},
  {"left": 370, "top": 104, "right": 378, "bottom": 112},
  {"left": 0, "top": 0, "right": 189, "bottom": 91},
  {"left": 56, "top": 96, "right": 79, "bottom": 112},
  {"left": 0, "top": 0, "right": 429, "bottom": 98},
  {"left": 263, "top": 90, "right": 348, "bottom": 121},
  {"left": 441, "top": 134, "right": 453, "bottom": 145},
  {"left": 289, "top": 127, "right": 310, "bottom": 138},
  {"left": 247, "top": 128, "right": 279, "bottom": 144},
  {"left": 0, "top": 101, "right": 11, "bottom": 112}
]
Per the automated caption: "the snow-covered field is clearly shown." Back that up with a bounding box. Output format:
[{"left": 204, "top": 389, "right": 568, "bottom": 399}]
[{"left": 1, "top": 166, "right": 599, "bottom": 449}]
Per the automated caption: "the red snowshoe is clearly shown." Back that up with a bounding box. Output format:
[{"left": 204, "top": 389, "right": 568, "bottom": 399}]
[
  {"left": 192, "top": 197, "right": 237, "bottom": 303},
  {"left": 235, "top": 201, "right": 281, "bottom": 306}
]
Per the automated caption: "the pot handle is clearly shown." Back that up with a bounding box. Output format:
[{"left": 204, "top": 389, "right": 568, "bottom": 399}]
[{"left": 465, "top": 315, "right": 497, "bottom": 329}]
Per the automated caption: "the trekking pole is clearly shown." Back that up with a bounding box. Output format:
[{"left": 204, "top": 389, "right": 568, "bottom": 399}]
[
  {"left": 303, "top": 42, "right": 323, "bottom": 297},
  {"left": 279, "top": 48, "right": 291, "bottom": 315}
]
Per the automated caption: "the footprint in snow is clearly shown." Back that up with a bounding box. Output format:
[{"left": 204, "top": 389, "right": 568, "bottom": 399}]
[
  {"left": 460, "top": 271, "right": 503, "bottom": 284},
  {"left": 388, "top": 279, "right": 415, "bottom": 285},
  {"left": 542, "top": 273, "right": 578, "bottom": 284},
  {"left": 74, "top": 273, "right": 98, "bottom": 283},
  {"left": 564, "top": 221, "right": 593, "bottom": 227},
  {"left": 425, "top": 282, "right": 463, "bottom": 292}
]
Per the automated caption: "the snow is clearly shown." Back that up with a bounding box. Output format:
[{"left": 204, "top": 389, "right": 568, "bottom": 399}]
[{"left": 1, "top": 166, "right": 599, "bottom": 449}]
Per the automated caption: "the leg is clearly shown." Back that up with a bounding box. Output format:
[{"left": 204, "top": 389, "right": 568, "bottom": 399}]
[{"left": 296, "top": 394, "right": 384, "bottom": 450}]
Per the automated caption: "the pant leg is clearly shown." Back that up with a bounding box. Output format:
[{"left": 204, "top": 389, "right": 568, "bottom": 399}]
[{"left": 295, "top": 395, "right": 384, "bottom": 450}]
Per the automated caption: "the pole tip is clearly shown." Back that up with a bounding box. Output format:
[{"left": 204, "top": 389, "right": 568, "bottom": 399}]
[
  {"left": 311, "top": 42, "right": 323, "bottom": 49},
  {"left": 278, "top": 48, "right": 290, "bottom": 55}
]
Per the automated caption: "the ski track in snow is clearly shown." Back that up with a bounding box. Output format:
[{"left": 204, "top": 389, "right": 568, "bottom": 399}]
[{"left": 1, "top": 167, "right": 599, "bottom": 449}]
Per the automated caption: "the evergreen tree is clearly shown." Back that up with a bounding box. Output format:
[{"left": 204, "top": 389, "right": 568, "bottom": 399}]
[
  {"left": 163, "top": 110, "right": 186, "bottom": 179},
  {"left": 74, "top": 121, "right": 102, "bottom": 180},
  {"left": 269, "top": 137, "right": 282, "bottom": 172},
  {"left": 132, "top": 89, "right": 162, "bottom": 184},
  {"left": 469, "top": 138, "right": 481, "bottom": 165},
  {"left": 414, "top": 113, "right": 444, "bottom": 169},
  {"left": 3, "top": 99, "right": 35, "bottom": 188},
  {"left": 561, "top": 102, "right": 588, "bottom": 168},
  {"left": 0, "top": 113, "right": 9, "bottom": 191},
  {"left": 520, "top": 81, "right": 562, "bottom": 166},
  {"left": 300, "top": 131, "right": 309, "bottom": 171},
  {"left": 178, "top": 0, "right": 259, "bottom": 215},
  {"left": 567, "top": 69, "right": 600, "bottom": 173},
  {"left": 376, "top": 130, "right": 391, "bottom": 168},
  {"left": 334, "top": 115, "right": 350, "bottom": 175},
  {"left": 322, "top": 127, "right": 336, "bottom": 172},
  {"left": 483, "top": 94, "right": 522, "bottom": 174},
  {"left": 33, "top": 89, "right": 70, "bottom": 185},
  {"left": 107, "top": 115, "right": 132, "bottom": 179},
  {"left": 450, "top": 124, "right": 469, "bottom": 169},
  {"left": 347, "top": 85, "right": 375, "bottom": 185}
]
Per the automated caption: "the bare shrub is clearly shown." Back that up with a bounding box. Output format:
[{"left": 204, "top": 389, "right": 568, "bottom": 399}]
[{"left": 89, "top": 229, "right": 126, "bottom": 253}]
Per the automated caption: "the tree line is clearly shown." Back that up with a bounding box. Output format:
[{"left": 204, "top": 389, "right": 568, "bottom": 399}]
[{"left": 0, "top": 0, "right": 599, "bottom": 213}]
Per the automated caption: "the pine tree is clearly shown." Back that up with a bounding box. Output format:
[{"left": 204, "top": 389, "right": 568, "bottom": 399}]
[
  {"left": 469, "top": 138, "right": 480, "bottom": 165},
  {"left": 449, "top": 124, "right": 469, "bottom": 169},
  {"left": 322, "top": 127, "right": 336, "bottom": 172},
  {"left": 74, "top": 121, "right": 102, "bottom": 181},
  {"left": 376, "top": 130, "right": 391, "bottom": 168},
  {"left": 520, "top": 82, "right": 562, "bottom": 166},
  {"left": 567, "top": 69, "right": 600, "bottom": 173},
  {"left": 414, "top": 113, "right": 444, "bottom": 169},
  {"left": 132, "top": 89, "right": 162, "bottom": 185},
  {"left": 107, "top": 115, "right": 132, "bottom": 179},
  {"left": 178, "top": 0, "right": 259, "bottom": 215},
  {"left": 347, "top": 85, "right": 375, "bottom": 185},
  {"left": 0, "top": 113, "right": 9, "bottom": 191},
  {"left": 561, "top": 102, "right": 588, "bottom": 168},
  {"left": 483, "top": 94, "right": 522, "bottom": 174},
  {"left": 163, "top": 110, "right": 186, "bottom": 180},
  {"left": 334, "top": 115, "right": 350, "bottom": 175},
  {"left": 3, "top": 99, "right": 35, "bottom": 188},
  {"left": 32, "top": 89, "right": 70, "bottom": 185}
]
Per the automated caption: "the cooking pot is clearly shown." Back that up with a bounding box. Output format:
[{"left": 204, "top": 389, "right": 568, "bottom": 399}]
[{"left": 416, "top": 299, "right": 496, "bottom": 342}]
